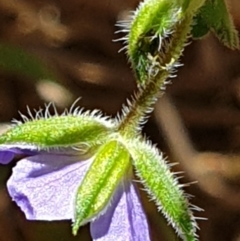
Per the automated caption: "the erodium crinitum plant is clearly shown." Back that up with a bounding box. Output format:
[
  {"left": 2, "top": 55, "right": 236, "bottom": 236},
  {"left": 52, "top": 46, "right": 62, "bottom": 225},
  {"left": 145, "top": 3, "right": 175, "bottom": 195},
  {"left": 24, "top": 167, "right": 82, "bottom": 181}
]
[{"left": 0, "top": 0, "right": 239, "bottom": 241}]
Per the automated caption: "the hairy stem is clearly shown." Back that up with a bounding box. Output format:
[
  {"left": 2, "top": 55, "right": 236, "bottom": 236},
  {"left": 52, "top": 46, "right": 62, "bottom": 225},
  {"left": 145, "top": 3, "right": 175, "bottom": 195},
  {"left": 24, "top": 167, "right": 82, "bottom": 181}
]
[{"left": 118, "top": 16, "right": 193, "bottom": 139}]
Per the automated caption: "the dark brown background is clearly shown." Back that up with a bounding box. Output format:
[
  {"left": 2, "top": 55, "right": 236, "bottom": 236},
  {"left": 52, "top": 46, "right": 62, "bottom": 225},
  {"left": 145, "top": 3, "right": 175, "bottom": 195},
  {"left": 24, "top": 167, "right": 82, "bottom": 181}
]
[{"left": 0, "top": 0, "right": 240, "bottom": 240}]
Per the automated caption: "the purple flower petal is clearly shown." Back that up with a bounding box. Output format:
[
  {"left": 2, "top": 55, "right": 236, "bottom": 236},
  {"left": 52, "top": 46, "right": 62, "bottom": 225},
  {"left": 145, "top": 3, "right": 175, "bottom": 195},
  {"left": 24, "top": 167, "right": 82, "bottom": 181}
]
[
  {"left": 0, "top": 144, "right": 83, "bottom": 165},
  {"left": 0, "top": 144, "right": 39, "bottom": 164},
  {"left": 0, "top": 151, "right": 15, "bottom": 164},
  {"left": 90, "top": 180, "right": 151, "bottom": 241},
  {"left": 7, "top": 154, "right": 92, "bottom": 220}
]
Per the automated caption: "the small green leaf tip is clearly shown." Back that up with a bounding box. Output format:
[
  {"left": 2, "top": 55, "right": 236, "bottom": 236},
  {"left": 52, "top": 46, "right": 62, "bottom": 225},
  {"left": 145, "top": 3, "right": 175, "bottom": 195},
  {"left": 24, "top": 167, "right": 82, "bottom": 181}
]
[
  {"left": 128, "top": 139, "right": 200, "bottom": 241},
  {"left": 72, "top": 140, "right": 130, "bottom": 235},
  {"left": 192, "top": 0, "right": 240, "bottom": 49},
  {"left": 0, "top": 103, "right": 114, "bottom": 151}
]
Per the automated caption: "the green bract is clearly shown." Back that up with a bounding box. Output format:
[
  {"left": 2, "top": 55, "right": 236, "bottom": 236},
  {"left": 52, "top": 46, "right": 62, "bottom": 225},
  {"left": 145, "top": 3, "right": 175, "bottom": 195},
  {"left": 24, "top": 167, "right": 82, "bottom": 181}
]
[
  {"left": 124, "top": 0, "right": 206, "bottom": 86},
  {"left": 73, "top": 140, "right": 130, "bottom": 235},
  {"left": 127, "top": 0, "right": 181, "bottom": 85}
]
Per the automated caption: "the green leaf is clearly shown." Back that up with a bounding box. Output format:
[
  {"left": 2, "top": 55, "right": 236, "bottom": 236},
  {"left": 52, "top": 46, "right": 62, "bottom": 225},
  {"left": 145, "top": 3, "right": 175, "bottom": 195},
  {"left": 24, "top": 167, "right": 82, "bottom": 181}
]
[
  {"left": 191, "top": 14, "right": 209, "bottom": 38},
  {"left": 0, "top": 43, "right": 57, "bottom": 81},
  {"left": 128, "top": 138, "right": 198, "bottom": 241},
  {"left": 192, "top": 0, "right": 239, "bottom": 49},
  {"left": 72, "top": 140, "right": 130, "bottom": 235},
  {"left": 0, "top": 111, "right": 114, "bottom": 150}
]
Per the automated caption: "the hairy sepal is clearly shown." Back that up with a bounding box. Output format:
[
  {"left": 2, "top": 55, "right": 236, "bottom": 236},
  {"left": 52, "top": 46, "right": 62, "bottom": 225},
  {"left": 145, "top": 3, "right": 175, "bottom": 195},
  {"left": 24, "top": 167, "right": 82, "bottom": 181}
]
[
  {"left": 129, "top": 138, "right": 198, "bottom": 241},
  {"left": 0, "top": 110, "right": 114, "bottom": 150},
  {"left": 192, "top": 0, "right": 239, "bottom": 49},
  {"left": 72, "top": 140, "right": 130, "bottom": 235}
]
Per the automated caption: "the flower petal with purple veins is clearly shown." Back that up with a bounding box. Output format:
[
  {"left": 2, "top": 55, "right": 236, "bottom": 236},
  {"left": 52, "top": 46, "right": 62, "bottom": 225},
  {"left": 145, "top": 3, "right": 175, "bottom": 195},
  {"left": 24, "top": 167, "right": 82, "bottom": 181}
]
[
  {"left": 7, "top": 154, "right": 92, "bottom": 220},
  {"left": 90, "top": 180, "right": 151, "bottom": 241}
]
